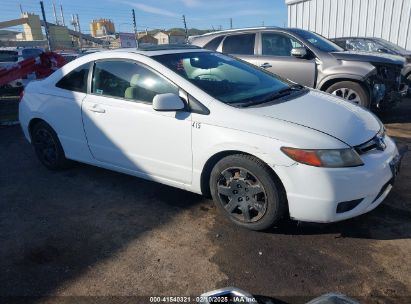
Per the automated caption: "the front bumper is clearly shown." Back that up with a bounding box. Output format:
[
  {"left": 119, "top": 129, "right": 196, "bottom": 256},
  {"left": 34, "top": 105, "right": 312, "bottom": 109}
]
[
  {"left": 275, "top": 136, "right": 406, "bottom": 223},
  {"left": 369, "top": 64, "right": 405, "bottom": 108}
]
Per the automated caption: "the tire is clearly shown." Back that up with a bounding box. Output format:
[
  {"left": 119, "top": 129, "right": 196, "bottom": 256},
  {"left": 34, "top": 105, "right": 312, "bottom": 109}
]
[
  {"left": 326, "top": 81, "right": 370, "bottom": 108},
  {"left": 209, "top": 154, "right": 286, "bottom": 231},
  {"left": 31, "top": 121, "right": 71, "bottom": 170}
]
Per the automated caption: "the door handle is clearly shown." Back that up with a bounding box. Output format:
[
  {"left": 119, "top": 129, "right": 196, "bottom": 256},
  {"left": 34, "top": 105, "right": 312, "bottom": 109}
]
[
  {"left": 260, "top": 62, "right": 272, "bottom": 69},
  {"left": 88, "top": 105, "right": 106, "bottom": 113}
]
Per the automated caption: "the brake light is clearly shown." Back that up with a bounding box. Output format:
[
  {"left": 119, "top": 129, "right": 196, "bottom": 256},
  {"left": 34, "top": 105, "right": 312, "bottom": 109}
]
[{"left": 19, "top": 90, "right": 24, "bottom": 102}]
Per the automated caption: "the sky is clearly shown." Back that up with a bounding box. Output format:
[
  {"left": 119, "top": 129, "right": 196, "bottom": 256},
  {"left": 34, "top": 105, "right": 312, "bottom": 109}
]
[{"left": 2, "top": 0, "right": 288, "bottom": 34}]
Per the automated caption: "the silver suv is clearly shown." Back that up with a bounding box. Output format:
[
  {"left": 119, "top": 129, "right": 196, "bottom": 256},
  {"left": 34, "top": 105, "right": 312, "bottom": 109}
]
[{"left": 190, "top": 27, "right": 406, "bottom": 109}]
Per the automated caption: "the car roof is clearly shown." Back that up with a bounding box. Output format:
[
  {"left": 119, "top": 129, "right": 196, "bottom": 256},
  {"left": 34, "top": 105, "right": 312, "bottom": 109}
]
[
  {"left": 189, "top": 27, "right": 290, "bottom": 41},
  {"left": 332, "top": 37, "right": 380, "bottom": 40},
  {"left": 193, "top": 26, "right": 281, "bottom": 37},
  {"left": 109, "top": 44, "right": 207, "bottom": 56}
]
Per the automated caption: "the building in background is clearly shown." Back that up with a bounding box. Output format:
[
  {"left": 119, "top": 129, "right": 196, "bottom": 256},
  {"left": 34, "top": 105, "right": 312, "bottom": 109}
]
[
  {"left": 90, "top": 18, "right": 115, "bottom": 37},
  {"left": 49, "top": 24, "right": 72, "bottom": 49},
  {"left": 168, "top": 30, "right": 186, "bottom": 44},
  {"left": 21, "top": 12, "right": 44, "bottom": 41},
  {"left": 0, "top": 30, "right": 21, "bottom": 41},
  {"left": 137, "top": 33, "right": 158, "bottom": 45},
  {"left": 153, "top": 31, "right": 169, "bottom": 44},
  {"left": 154, "top": 30, "right": 186, "bottom": 44},
  {"left": 286, "top": 0, "right": 411, "bottom": 50}
]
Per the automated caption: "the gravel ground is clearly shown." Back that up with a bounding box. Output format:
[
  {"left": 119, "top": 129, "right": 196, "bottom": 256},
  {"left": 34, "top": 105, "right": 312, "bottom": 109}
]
[{"left": 0, "top": 98, "right": 410, "bottom": 304}]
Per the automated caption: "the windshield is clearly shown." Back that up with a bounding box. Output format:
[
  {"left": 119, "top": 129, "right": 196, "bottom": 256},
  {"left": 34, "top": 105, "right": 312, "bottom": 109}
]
[
  {"left": 374, "top": 38, "right": 410, "bottom": 54},
  {"left": 153, "top": 51, "right": 291, "bottom": 105},
  {"left": 289, "top": 29, "right": 343, "bottom": 52}
]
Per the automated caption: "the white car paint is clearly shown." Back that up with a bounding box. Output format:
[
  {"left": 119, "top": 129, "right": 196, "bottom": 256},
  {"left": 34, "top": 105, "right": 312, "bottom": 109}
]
[{"left": 19, "top": 48, "right": 400, "bottom": 223}]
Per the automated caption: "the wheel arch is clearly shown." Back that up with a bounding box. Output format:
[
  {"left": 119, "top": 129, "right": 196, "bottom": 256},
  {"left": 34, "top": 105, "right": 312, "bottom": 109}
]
[
  {"left": 200, "top": 150, "right": 289, "bottom": 214},
  {"left": 319, "top": 77, "right": 367, "bottom": 92},
  {"left": 28, "top": 117, "right": 48, "bottom": 141}
]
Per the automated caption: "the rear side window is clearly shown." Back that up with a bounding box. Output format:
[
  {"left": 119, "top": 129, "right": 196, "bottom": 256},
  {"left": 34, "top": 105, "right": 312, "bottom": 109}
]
[
  {"left": 56, "top": 63, "right": 90, "bottom": 93},
  {"left": 0, "top": 51, "right": 18, "bottom": 62},
  {"left": 204, "top": 36, "right": 224, "bottom": 51},
  {"left": 222, "top": 34, "right": 255, "bottom": 55},
  {"left": 22, "top": 48, "right": 43, "bottom": 60},
  {"left": 92, "top": 60, "right": 178, "bottom": 103}
]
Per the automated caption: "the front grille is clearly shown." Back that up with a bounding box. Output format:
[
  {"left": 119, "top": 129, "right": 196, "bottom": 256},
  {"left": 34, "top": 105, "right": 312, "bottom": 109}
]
[{"left": 355, "top": 129, "right": 386, "bottom": 155}]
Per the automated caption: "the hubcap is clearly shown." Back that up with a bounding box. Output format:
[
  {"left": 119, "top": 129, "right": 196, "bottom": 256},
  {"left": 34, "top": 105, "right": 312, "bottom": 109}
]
[
  {"left": 33, "top": 128, "right": 58, "bottom": 166},
  {"left": 331, "top": 88, "right": 362, "bottom": 105},
  {"left": 217, "top": 167, "right": 267, "bottom": 223}
]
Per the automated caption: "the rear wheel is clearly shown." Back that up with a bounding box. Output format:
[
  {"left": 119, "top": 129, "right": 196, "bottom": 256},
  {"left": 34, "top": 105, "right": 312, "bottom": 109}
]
[
  {"left": 31, "top": 121, "right": 71, "bottom": 170},
  {"left": 210, "top": 154, "right": 286, "bottom": 231},
  {"left": 326, "top": 81, "right": 370, "bottom": 107}
]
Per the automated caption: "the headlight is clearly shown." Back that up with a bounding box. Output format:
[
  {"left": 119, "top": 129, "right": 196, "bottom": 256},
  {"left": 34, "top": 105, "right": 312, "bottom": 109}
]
[{"left": 281, "top": 147, "right": 364, "bottom": 168}]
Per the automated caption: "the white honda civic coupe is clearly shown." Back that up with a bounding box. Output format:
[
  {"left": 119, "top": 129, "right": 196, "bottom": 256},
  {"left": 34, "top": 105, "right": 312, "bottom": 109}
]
[{"left": 19, "top": 46, "right": 405, "bottom": 230}]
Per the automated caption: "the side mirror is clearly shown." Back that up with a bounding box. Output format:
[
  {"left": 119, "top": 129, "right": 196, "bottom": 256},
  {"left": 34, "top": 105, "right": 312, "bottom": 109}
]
[
  {"left": 152, "top": 93, "right": 185, "bottom": 111},
  {"left": 291, "top": 47, "right": 307, "bottom": 58},
  {"left": 377, "top": 48, "right": 389, "bottom": 54}
]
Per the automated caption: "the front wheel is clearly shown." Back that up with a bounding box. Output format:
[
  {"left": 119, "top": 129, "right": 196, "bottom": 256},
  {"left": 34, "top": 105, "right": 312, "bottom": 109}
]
[
  {"left": 210, "top": 154, "right": 286, "bottom": 231},
  {"left": 326, "top": 81, "right": 370, "bottom": 108}
]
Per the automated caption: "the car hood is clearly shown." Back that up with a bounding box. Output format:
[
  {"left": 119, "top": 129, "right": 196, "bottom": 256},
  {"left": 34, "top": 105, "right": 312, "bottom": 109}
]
[
  {"left": 245, "top": 90, "right": 381, "bottom": 146},
  {"left": 331, "top": 51, "right": 405, "bottom": 65}
]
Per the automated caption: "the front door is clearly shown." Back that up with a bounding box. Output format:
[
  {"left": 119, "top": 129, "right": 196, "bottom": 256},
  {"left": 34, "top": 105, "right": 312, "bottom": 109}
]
[
  {"left": 82, "top": 59, "right": 192, "bottom": 184},
  {"left": 254, "top": 32, "right": 316, "bottom": 87}
]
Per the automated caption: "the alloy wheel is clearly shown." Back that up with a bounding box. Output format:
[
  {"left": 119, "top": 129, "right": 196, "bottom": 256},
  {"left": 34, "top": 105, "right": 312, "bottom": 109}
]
[
  {"left": 331, "top": 87, "right": 362, "bottom": 105},
  {"left": 33, "top": 128, "right": 58, "bottom": 166},
  {"left": 217, "top": 167, "right": 267, "bottom": 223}
]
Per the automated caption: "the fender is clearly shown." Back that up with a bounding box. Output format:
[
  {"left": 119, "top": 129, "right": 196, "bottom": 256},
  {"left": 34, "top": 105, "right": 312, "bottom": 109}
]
[
  {"left": 317, "top": 73, "right": 369, "bottom": 90},
  {"left": 401, "top": 64, "right": 411, "bottom": 78}
]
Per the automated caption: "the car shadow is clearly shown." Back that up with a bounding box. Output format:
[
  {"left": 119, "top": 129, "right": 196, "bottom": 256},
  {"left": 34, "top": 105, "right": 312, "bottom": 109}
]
[
  {"left": 376, "top": 97, "right": 411, "bottom": 124},
  {"left": 0, "top": 142, "right": 206, "bottom": 299},
  {"left": 0, "top": 64, "right": 202, "bottom": 301},
  {"left": 265, "top": 198, "right": 411, "bottom": 240}
]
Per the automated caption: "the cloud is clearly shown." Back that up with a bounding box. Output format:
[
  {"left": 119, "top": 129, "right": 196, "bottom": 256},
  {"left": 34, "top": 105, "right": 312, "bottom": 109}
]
[
  {"left": 120, "top": 1, "right": 180, "bottom": 18},
  {"left": 230, "top": 10, "right": 273, "bottom": 17},
  {"left": 179, "top": 0, "right": 201, "bottom": 7}
]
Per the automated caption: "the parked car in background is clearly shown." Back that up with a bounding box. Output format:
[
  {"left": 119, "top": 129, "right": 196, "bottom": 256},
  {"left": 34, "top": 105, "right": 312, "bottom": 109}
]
[
  {"left": 0, "top": 47, "right": 44, "bottom": 90},
  {"left": 190, "top": 27, "right": 407, "bottom": 109},
  {"left": 19, "top": 47, "right": 406, "bottom": 230},
  {"left": 332, "top": 37, "right": 411, "bottom": 85}
]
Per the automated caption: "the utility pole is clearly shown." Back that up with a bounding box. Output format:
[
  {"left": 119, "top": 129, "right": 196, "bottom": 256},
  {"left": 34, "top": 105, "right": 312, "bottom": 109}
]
[
  {"left": 132, "top": 9, "right": 139, "bottom": 48},
  {"left": 52, "top": 2, "right": 58, "bottom": 24},
  {"left": 182, "top": 15, "right": 188, "bottom": 43},
  {"left": 60, "top": 5, "right": 65, "bottom": 26},
  {"left": 76, "top": 14, "right": 82, "bottom": 50},
  {"left": 40, "top": 1, "right": 52, "bottom": 51},
  {"left": 230, "top": 18, "right": 232, "bottom": 29}
]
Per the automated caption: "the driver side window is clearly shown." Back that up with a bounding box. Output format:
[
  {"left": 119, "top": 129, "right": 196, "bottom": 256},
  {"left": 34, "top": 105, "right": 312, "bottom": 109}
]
[
  {"left": 262, "top": 33, "right": 303, "bottom": 56},
  {"left": 92, "top": 60, "right": 178, "bottom": 104}
]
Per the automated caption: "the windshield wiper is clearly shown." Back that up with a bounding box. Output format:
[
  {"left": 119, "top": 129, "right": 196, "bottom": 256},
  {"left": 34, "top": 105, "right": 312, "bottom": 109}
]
[{"left": 236, "top": 84, "right": 305, "bottom": 108}]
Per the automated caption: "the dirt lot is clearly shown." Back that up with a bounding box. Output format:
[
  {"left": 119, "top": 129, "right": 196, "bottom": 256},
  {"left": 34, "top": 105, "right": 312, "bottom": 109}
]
[{"left": 0, "top": 99, "right": 410, "bottom": 304}]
